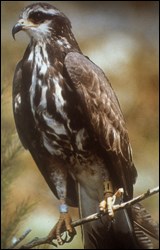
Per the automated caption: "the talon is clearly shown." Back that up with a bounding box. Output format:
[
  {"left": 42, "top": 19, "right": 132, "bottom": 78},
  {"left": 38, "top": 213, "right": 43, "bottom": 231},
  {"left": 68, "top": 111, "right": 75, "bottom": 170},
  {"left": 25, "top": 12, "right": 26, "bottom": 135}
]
[
  {"left": 114, "top": 188, "right": 124, "bottom": 198},
  {"left": 99, "top": 199, "right": 107, "bottom": 212},
  {"left": 48, "top": 211, "right": 76, "bottom": 245},
  {"left": 57, "top": 235, "right": 63, "bottom": 245},
  {"left": 107, "top": 196, "right": 114, "bottom": 217},
  {"left": 99, "top": 183, "right": 125, "bottom": 219}
]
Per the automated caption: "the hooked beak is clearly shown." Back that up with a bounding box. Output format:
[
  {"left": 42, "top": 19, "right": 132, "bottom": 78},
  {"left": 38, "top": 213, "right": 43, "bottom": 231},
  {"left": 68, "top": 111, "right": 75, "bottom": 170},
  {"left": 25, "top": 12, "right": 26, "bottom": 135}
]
[
  {"left": 12, "top": 19, "right": 26, "bottom": 40},
  {"left": 12, "top": 19, "right": 33, "bottom": 40}
]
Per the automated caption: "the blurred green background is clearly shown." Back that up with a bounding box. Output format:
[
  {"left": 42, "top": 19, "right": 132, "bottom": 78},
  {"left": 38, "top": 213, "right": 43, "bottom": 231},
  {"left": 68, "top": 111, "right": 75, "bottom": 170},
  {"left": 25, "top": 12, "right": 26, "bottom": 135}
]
[{"left": 1, "top": 1, "right": 159, "bottom": 249}]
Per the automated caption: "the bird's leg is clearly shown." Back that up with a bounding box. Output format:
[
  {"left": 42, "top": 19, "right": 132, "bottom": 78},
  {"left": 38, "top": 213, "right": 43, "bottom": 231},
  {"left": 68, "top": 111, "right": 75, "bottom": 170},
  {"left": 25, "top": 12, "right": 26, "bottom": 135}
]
[
  {"left": 48, "top": 198, "right": 76, "bottom": 245},
  {"left": 99, "top": 181, "right": 124, "bottom": 218},
  {"left": 47, "top": 166, "right": 76, "bottom": 245},
  {"left": 99, "top": 180, "right": 114, "bottom": 217},
  {"left": 57, "top": 199, "right": 76, "bottom": 244}
]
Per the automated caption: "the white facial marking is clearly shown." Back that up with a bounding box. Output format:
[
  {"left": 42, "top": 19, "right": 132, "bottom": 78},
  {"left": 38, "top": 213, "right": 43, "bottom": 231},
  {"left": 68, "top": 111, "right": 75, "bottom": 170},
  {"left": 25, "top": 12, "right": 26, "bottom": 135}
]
[
  {"left": 26, "top": 21, "right": 52, "bottom": 41},
  {"left": 24, "top": 7, "right": 60, "bottom": 17}
]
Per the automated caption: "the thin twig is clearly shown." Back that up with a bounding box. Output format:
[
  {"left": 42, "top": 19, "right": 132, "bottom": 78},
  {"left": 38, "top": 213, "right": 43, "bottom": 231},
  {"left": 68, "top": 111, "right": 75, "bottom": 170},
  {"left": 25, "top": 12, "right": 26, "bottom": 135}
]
[
  {"left": 8, "top": 186, "right": 159, "bottom": 249},
  {"left": 71, "top": 186, "right": 159, "bottom": 227},
  {"left": 7, "top": 229, "right": 32, "bottom": 249},
  {"left": 112, "top": 186, "right": 159, "bottom": 212}
]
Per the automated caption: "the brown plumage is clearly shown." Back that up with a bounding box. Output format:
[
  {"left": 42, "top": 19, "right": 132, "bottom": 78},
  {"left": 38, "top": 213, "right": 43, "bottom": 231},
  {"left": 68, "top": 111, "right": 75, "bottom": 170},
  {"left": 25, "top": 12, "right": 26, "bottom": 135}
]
[
  {"left": 12, "top": 3, "right": 158, "bottom": 248},
  {"left": 64, "top": 52, "right": 137, "bottom": 199}
]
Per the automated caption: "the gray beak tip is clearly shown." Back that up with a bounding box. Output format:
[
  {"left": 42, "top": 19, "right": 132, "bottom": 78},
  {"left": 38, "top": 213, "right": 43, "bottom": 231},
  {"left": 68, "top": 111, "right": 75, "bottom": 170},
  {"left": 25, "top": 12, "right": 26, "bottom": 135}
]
[{"left": 12, "top": 23, "right": 23, "bottom": 40}]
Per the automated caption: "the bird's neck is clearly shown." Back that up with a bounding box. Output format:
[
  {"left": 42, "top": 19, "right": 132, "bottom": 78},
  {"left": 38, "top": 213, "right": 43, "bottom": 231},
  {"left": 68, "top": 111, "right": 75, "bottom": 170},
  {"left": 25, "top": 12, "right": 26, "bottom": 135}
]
[
  {"left": 22, "top": 33, "right": 81, "bottom": 82},
  {"left": 24, "top": 35, "right": 81, "bottom": 68}
]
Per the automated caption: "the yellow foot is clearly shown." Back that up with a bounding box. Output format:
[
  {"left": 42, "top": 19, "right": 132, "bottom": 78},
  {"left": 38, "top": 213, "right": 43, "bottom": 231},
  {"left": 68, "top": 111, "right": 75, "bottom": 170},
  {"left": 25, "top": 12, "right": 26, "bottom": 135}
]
[
  {"left": 99, "top": 188, "right": 124, "bottom": 218},
  {"left": 48, "top": 212, "right": 76, "bottom": 245}
]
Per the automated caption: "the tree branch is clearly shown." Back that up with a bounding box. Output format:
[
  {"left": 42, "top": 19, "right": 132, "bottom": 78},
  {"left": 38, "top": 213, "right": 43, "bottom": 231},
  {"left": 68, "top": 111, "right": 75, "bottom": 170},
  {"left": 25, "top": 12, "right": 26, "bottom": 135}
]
[
  {"left": 70, "top": 186, "right": 159, "bottom": 227},
  {"left": 8, "top": 186, "right": 159, "bottom": 249},
  {"left": 7, "top": 229, "right": 32, "bottom": 249}
]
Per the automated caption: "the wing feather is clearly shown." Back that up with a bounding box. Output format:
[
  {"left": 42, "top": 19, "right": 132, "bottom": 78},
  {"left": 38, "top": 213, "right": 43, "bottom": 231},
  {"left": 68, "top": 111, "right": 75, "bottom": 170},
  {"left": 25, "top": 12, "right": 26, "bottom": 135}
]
[
  {"left": 12, "top": 60, "right": 28, "bottom": 149},
  {"left": 64, "top": 52, "right": 137, "bottom": 198}
]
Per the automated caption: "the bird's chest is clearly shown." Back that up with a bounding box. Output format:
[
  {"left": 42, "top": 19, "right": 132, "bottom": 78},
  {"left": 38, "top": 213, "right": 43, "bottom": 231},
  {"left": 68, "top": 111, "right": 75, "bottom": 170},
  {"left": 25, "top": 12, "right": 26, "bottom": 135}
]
[{"left": 22, "top": 46, "right": 89, "bottom": 159}]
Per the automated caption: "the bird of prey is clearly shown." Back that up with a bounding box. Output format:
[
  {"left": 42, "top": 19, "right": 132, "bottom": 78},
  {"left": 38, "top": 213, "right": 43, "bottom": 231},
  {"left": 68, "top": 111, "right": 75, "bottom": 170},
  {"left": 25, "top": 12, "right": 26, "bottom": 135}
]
[{"left": 12, "top": 3, "right": 158, "bottom": 249}]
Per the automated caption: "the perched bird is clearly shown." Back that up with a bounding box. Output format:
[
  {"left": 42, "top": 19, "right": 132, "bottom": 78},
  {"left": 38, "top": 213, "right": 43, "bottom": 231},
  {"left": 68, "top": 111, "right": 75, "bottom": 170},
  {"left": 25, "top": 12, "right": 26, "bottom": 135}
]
[{"left": 12, "top": 3, "right": 158, "bottom": 249}]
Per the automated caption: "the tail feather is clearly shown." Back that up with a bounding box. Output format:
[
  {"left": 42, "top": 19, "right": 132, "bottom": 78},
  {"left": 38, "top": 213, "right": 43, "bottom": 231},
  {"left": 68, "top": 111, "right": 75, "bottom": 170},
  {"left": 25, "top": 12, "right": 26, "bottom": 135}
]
[
  {"left": 133, "top": 222, "right": 153, "bottom": 249},
  {"left": 78, "top": 184, "right": 159, "bottom": 249},
  {"left": 79, "top": 184, "right": 138, "bottom": 249},
  {"left": 131, "top": 203, "right": 159, "bottom": 249}
]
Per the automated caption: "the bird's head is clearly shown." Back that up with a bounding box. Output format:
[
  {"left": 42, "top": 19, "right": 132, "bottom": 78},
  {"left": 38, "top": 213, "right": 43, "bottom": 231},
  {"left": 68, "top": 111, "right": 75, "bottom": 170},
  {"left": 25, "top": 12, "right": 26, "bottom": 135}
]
[{"left": 12, "top": 3, "right": 72, "bottom": 42}]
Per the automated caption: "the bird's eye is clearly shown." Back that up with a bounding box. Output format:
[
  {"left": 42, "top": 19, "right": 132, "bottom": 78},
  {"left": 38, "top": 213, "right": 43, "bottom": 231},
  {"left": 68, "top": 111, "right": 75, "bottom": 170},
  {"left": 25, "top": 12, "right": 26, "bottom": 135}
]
[{"left": 29, "top": 11, "right": 46, "bottom": 23}]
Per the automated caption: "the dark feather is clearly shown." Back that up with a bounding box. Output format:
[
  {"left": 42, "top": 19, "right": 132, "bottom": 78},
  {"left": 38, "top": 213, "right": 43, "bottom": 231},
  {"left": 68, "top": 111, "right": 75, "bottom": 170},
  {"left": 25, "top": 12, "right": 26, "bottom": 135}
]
[
  {"left": 131, "top": 203, "right": 159, "bottom": 248},
  {"left": 64, "top": 52, "right": 137, "bottom": 199}
]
